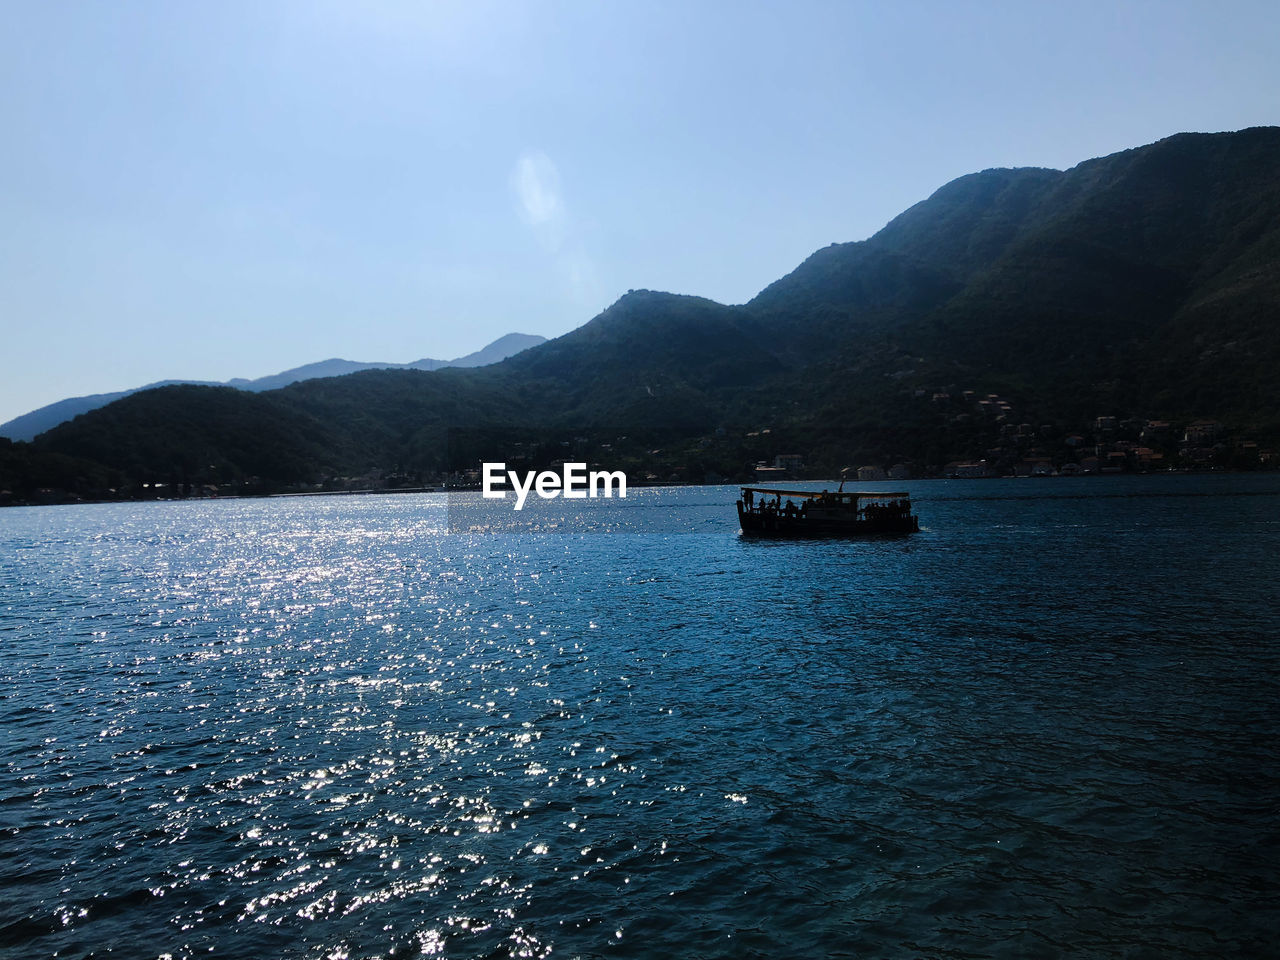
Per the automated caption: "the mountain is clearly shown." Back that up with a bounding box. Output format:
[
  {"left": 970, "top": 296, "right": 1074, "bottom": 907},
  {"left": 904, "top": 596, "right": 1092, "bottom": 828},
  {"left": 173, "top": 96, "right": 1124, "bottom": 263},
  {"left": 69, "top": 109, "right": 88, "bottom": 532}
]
[
  {"left": 448, "top": 333, "right": 549, "bottom": 368},
  {"left": 224, "top": 332, "right": 549, "bottom": 393},
  {"left": 0, "top": 333, "right": 546, "bottom": 441},
  {"left": 740, "top": 127, "right": 1280, "bottom": 435},
  {"left": 0, "top": 381, "right": 221, "bottom": 445},
  {"left": 7, "top": 128, "right": 1279, "bottom": 503}
]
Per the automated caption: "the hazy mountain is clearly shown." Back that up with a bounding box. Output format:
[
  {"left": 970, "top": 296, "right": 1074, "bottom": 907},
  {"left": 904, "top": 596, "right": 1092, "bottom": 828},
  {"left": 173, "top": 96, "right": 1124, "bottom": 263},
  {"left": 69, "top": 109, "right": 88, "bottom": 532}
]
[
  {"left": 0, "top": 333, "right": 545, "bottom": 441},
  {"left": 10, "top": 128, "right": 1280, "bottom": 501},
  {"left": 448, "top": 333, "right": 548, "bottom": 368}
]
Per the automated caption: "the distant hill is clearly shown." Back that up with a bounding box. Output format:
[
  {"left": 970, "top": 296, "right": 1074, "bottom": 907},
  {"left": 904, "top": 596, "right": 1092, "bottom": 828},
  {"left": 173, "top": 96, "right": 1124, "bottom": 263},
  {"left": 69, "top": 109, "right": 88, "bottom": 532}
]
[
  {"left": 8, "top": 128, "right": 1280, "bottom": 503},
  {"left": 0, "top": 381, "right": 221, "bottom": 446},
  {"left": 0, "top": 333, "right": 545, "bottom": 441}
]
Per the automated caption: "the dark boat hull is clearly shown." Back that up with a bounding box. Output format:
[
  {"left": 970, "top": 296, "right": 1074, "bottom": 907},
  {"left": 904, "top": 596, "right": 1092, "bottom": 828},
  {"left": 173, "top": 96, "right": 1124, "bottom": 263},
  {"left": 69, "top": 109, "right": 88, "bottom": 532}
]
[{"left": 737, "top": 503, "right": 919, "bottom": 538}]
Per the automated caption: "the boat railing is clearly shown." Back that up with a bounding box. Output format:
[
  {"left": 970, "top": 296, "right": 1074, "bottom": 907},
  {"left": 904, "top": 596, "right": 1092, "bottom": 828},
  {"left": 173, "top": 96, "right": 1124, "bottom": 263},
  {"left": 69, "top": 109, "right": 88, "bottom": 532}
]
[{"left": 738, "top": 494, "right": 913, "bottom": 519}]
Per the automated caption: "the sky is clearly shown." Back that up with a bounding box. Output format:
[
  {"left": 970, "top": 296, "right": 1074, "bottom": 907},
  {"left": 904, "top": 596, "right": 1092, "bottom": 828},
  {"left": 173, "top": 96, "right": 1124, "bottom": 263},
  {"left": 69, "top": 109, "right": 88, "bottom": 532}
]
[{"left": 1, "top": 0, "right": 1277, "bottom": 426}]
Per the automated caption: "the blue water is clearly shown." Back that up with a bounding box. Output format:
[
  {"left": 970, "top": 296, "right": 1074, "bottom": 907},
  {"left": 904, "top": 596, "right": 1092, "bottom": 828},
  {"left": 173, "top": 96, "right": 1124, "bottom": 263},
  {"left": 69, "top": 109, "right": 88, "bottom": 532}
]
[{"left": 2, "top": 476, "right": 1278, "bottom": 959}]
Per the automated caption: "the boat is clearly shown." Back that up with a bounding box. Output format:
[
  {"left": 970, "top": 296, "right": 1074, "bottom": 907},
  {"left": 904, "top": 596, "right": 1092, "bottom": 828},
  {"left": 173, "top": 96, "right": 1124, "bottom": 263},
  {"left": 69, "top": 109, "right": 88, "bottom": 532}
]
[{"left": 736, "top": 486, "right": 919, "bottom": 537}]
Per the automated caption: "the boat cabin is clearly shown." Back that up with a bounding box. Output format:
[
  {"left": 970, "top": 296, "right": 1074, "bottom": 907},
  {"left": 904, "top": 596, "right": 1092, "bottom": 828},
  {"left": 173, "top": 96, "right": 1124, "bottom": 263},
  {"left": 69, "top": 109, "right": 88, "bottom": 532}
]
[{"left": 737, "top": 486, "right": 919, "bottom": 536}]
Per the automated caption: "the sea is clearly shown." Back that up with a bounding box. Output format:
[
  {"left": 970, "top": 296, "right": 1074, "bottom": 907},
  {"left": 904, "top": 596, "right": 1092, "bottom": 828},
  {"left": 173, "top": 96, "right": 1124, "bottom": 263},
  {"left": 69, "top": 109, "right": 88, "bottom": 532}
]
[{"left": 2, "top": 475, "right": 1278, "bottom": 959}]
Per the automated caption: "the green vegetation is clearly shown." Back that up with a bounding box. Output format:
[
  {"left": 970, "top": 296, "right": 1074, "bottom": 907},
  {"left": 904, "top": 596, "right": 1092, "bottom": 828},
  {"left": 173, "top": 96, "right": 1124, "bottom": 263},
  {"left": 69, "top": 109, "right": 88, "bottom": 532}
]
[{"left": 7, "top": 128, "right": 1279, "bottom": 504}]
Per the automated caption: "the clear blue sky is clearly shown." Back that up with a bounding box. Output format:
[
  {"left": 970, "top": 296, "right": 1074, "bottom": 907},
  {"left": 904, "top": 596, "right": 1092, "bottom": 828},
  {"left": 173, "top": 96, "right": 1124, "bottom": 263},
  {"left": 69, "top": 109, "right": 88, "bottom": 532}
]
[{"left": 2, "top": 0, "right": 1277, "bottom": 425}]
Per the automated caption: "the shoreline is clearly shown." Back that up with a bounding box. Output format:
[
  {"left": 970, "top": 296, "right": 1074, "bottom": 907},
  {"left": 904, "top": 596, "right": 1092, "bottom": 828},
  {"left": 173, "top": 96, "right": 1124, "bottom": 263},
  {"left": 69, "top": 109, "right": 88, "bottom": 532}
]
[{"left": 4, "top": 467, "right": 1278, "bottom": 511}]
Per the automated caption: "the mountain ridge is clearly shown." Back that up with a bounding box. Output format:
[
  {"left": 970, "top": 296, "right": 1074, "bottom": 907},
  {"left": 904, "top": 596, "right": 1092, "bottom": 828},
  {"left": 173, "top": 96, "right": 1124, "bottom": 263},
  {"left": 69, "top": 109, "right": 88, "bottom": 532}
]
[{"left": 0, "top": 333, "right": 546, "bottom": 441}]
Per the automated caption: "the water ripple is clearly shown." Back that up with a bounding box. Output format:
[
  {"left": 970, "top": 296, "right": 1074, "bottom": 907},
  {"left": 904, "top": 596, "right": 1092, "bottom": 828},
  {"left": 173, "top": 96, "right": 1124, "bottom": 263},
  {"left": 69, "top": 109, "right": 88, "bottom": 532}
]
[{"left": 1, "top": 478, "right": 1278, "bottom": 958}]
